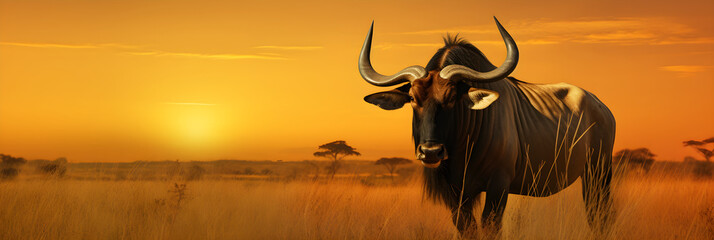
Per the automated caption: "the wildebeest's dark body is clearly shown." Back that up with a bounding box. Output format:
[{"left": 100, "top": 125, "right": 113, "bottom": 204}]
[{"left": 358, "top": 18, "right": 616, "bottom": 236}]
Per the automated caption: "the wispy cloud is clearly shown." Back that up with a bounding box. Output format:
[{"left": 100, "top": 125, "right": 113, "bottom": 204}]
[
  {"left": 0, "top": 42, "right": 101, "bottom": 49},
  {"left": 0, "top": 42, "right": 144, "bottom": 49},
  {"left": 374, "top": 43, "right": 443, "bottom": 50},
  {"left": 396, "top": 17, "right": 714, "bottom": 46},
  {"left": 163, "top": 102, "right": 216, "bottom": 106},
  {"left": 654, "top": 38, "right": 714, "bottom": 45},
  {"left": 404, "top": 43, "right": 443, "bottom": 47},
  {"left": 258, "top": 52, "right": 283, "bottom": 56},
  {"left": 374, "top": 39, "right": 558, "bottom": 50},
  {"left": 253, "top": 45, "right": 323, "bottom": 50},
  {"left": 660, "top": 65, "right": 711, "bottom": 78},
  {"left": 400, "top": 29, "right": 492, "bottom": 35},
  {"left": 660, "top": 65, "right": 711, "bottom": 73},
  {"left": 470, "top": 39, "right": 560, "bottom": 45},
  {"left": 1, "top": 41, "right": 288, "bottom": 60},
  {"left": 127, "top": 51, "right": 287, "bottom": 60}
]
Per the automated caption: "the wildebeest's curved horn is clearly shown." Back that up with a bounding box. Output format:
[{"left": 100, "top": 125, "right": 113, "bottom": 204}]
[
  {"left": 359, "top": 21, "right": 426, "bottom": 86},
  {"left": 439, "top": 17, "right": 519, "bottom": 83}
]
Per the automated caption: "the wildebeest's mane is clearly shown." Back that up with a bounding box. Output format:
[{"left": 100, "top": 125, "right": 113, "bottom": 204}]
[
  {"left": 425, "top": 34, "right": 498, "bottom": 73},
  {"left": 442, "top": 33, "right": 469, "bottom": 46}
]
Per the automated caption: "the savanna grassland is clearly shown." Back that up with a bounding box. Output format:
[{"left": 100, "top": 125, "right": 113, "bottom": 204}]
[{"left": 0, "top": 161, "right": 712, "bottom": 240}]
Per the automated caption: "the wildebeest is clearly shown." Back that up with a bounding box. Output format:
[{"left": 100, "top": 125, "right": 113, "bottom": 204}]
[{"left": 358, "top": 17, "right": 616, "bottom": 235}]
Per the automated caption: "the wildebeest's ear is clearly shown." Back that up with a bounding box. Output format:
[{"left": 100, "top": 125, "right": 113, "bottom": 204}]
[
  {"left": 467, "top": 88, "right": 499, "bottom": 110},
  {"left": 364, "top": 86, "right": 411, "bottom": 110}
]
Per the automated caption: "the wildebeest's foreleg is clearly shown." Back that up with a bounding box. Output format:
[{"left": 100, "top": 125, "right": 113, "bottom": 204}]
[
  {"left": 481, "top": 171, "right": 511, "bottom": 233},
  {"left": 451, "top": 198, "right": 477, "bottom": 235}
]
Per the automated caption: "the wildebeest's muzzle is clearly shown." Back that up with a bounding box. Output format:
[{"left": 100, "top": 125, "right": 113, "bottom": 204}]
[{"left": 416, "top": 142, "right": 447, "bottom": 168}]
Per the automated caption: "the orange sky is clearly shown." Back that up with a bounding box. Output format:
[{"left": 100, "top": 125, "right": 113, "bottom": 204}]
[{"left": 1, "top": 0, "right": 712, "bottom": 162}]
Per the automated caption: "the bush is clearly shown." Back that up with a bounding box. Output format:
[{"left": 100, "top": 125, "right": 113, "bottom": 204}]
[
  {"left": 0, "top": 168, "right": 19, "bottom": 180},
  {"left": 693, "top": 161, "right": 713, "bottom": 178},
  {"left": 39, "top": 163, "right": 67, "bottom": 176},
  {"left": 114, "top": 171, "right": 128, "bottom": 181},
  {"left": 395, "top": 166, "right": 417, "bottom": 179},
  {"left": 37, "top": 158, "right": 68, "bottom": 177},
  {"left": 184, "top": 164, "right": 206, "bottom": 181}
]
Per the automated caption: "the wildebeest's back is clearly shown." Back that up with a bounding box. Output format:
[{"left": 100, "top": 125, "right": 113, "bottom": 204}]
[
  {"left": 508, "top": 80, "right": 615, "bottom": 196},
  {"left": 515, "top": 81, "right": 587, "bottom": 123}
]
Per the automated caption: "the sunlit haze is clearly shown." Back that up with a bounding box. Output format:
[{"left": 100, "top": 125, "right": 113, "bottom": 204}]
[{"left": 1, "top": 0, "right": 712, "bottom": 162}]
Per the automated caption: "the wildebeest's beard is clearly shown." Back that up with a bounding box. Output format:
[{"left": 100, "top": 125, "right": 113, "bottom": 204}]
[{"left": 413, "top": 99, "right": 456, "bottom": 168}]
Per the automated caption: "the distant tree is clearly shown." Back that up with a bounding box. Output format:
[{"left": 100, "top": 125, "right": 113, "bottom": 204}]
[
  {"left": 313, "top": 140, "right": 361, "bottom": 178},
  {"left": 243, "top": 167, "right": 255, "bottom": 175},
  {"left": 1, "top": 154, "right": 27, "bottom": 167},
  {"left": 613, "top": 148, "right": 656, "bottom": 172},
  {"left": 37, "top": 157, "right": 68, "bottom": 177},
  {"left": 684, "top": 137, "right": 714, "bottom": 177},
  {"left": 684, "top": 137, "right": 714, "bottom": 162},
  {"left": 375, "top": 157, "right": 412, "bottom": 179},
  {"left": 1, "top": 154, "right": 27, "bottom": 180}
]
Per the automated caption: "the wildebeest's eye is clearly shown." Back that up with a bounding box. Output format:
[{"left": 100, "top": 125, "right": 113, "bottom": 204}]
[{"left": 409, "top": 96, "right": 415, "bottom": 102}]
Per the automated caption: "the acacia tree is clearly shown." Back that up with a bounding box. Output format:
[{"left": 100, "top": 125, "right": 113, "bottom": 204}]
[
  {"left": 683, "top": 137, "right": 714, "bottom": 162},
  {"left": 683, "top": 137, "right": 714, "bottom": 177},
  {"left": 375, "top": 157, "right": 412, "bottom": 179},
  {"left": 313, "top": 140, "right": 361, "bottom": 178}
]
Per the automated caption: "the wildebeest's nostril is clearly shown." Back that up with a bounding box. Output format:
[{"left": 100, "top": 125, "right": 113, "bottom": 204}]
[{"left": 419, "top": 143, "right": 446, "bottom": 161}]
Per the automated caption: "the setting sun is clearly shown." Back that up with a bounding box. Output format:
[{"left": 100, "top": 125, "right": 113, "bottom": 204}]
[{"left": 161, "top": 103, "right": 221, "bottom": 147}]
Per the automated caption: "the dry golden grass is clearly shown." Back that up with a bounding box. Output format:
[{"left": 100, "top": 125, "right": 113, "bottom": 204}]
[{"left": 0, "top": 174, "right": 712, "bottom": 240}]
